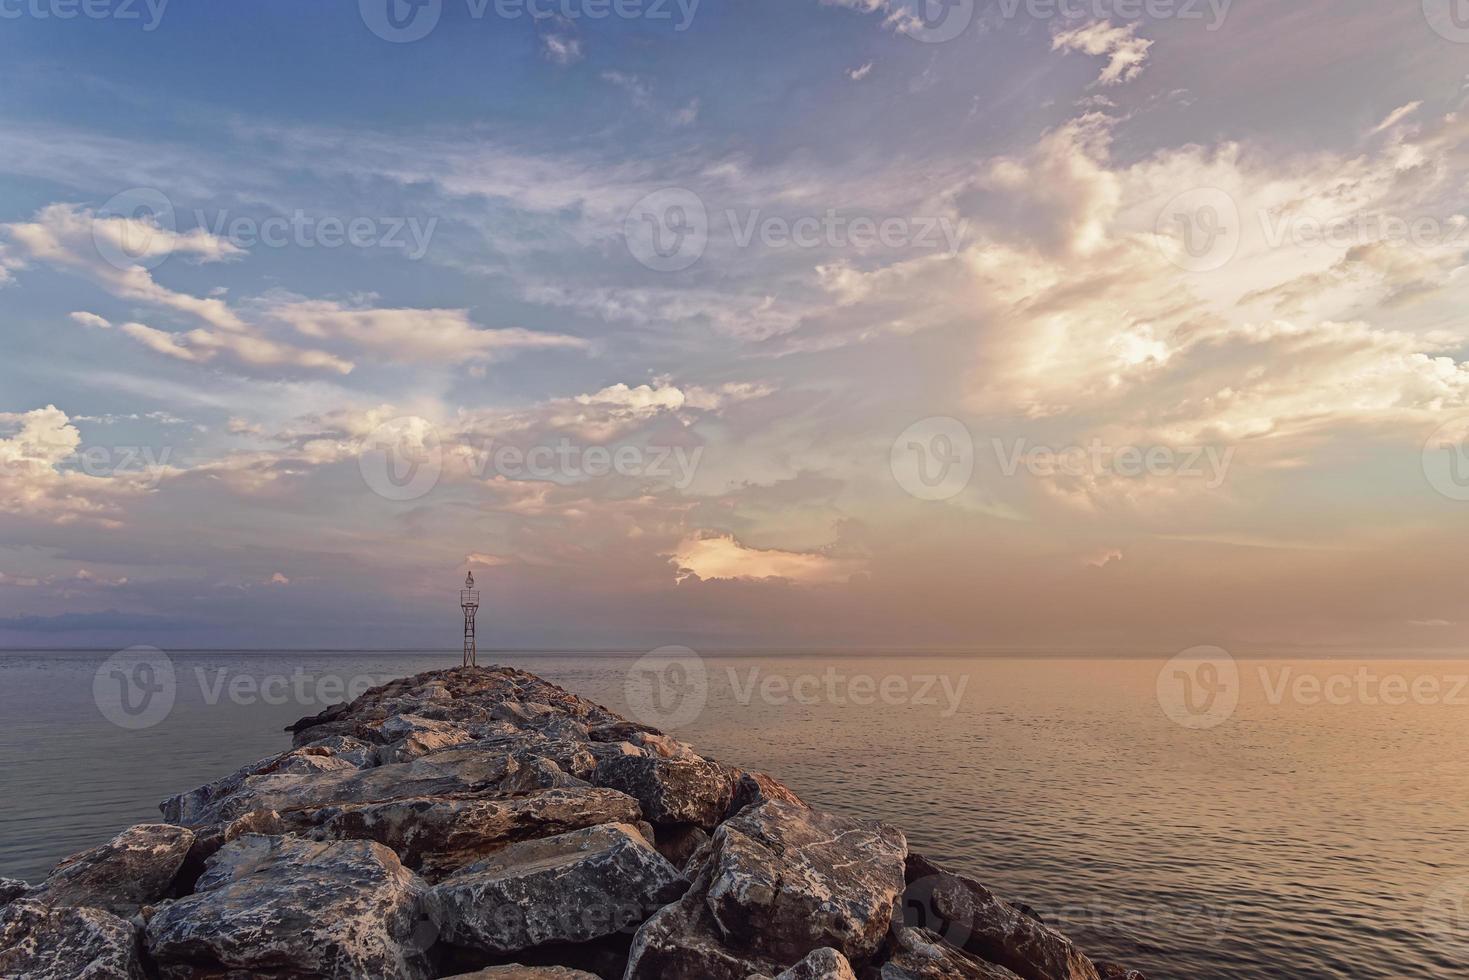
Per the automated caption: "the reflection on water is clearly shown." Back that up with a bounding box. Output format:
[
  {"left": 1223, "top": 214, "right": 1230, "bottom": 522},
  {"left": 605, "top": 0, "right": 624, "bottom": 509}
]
[{"left": 2, "top": 650, "right": 1466, "bottom": 979}]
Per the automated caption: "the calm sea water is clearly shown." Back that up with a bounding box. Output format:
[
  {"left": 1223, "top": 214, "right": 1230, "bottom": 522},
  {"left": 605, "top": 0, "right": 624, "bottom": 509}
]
[{"left": 1, "top": 650, "right": 1466, "bottom": 979}]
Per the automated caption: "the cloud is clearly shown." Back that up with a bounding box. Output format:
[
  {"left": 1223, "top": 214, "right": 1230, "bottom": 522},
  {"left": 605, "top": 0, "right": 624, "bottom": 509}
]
[
  {"left": 69, "top": 311, "right": 111, "bottom": 329},
  {"left": 0, "top": 405, "right": 148, "bottom": 525},
  {"left": 1370, "top": 101, "right": 1423, "bottom": 136},
  {"left": 1051, "top": 21, "right": 1153, "bottom": 87},
  {"left": 847, "top": 62, "right": 874, "bottom": 81},
  {"left": 671, "top": 532, "right": 865, "bottom": 585},
  {"left": 264, "top": 300, "right": 588, "bottom": 365},
  {"left": 542, "top": 33, "right": 583, "bottom": 65}
]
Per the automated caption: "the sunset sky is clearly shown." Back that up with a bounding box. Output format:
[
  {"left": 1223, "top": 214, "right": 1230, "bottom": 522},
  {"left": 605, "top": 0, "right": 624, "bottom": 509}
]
[{"left": 2, "top": 0, "right": 1468, "bottom": 651}]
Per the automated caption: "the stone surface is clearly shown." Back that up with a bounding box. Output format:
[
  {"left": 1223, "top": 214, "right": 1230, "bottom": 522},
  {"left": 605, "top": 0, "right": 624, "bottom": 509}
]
[
  {"left": 901, "top": 854, "right": 1101, "bottom": 980},
  {"left": 593, "top": 755, "right": 737, "bottom": 829},
  {"left": 0, "top": 878, "right": 30, "bottom": 907},
  {"left": 881, "top": 928, "right": 1026, "bottom": 979},
  {"left": 28, "top": 823, "right": 195, "bottom": 917},
  {"left": 625, "top": 800, "right": 908, "bottom": 980},
  {"left": 146, "top": 834, "right": 431, "bottom": 979},
  {"left": 0, "top": 899, "right": 145, "bottom": 980},
  {"left": 301, "top": 786, "right": 645, "bottom": 878},
  {"left": 6, "top": 665, "right": 1140, "bottom": 980},
  {"left": 652, "top": 822, "right": 711, "bottom": 870},
  {"left": 1095, "top": 965, "right": 1148, "bottom": 980},
  {"left": 160, "top": 738, "right": 374, "bottom": 826},
  {"left": 727, "top": 770, "right": 808, "bottom": 820},
  {"left": 427, "top": 822, "right": 686, "bottom": 954},
  {"left": 446, "top": 968, "right": 601, "bottom": 979},
  {"left": 749, "top": 947, "right": 859, "bottom": 979}
]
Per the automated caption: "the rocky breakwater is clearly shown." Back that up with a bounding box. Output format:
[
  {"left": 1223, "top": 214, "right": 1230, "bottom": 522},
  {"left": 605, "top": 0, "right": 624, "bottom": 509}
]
[{"left": 0, "top": 665, "right": 1147, "bottom": 980}]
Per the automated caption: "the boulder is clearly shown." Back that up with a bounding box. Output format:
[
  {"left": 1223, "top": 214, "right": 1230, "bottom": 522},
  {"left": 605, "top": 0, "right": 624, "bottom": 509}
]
[
  {"left": 145, "top": 835, "right": 431, "bottom": 979},
  {"left": 652, "top": 823, "right": 711, "bottom": 870},
  {"left": 749, "top": 947, "right": 859, "bottom": 979},
  {"left": 900, "top": 854, "right": 1100, "bottom": 980},
  {"left": 0, "top": 899, "right": 145, "bottom": 979},
  {"left": 625, "top": 800, "right": 907, "bottom": 979},
  {"left": 160, "top": 738, "right": 374, "bottom": 826},
  {"left": 28, "top": 823, "right": 195, "bottom": 917},
  {"left": 374, "top": 715, "right": 478, "bottom": 764},
  {"left": 881, "top": 928, "right": 1026, "bottom": 979},
  {"left": 447, "top": 968, "right": 600, "bottom": 979},
  {"left": 427, "top": 823, "right": 686, "bottom": 954},
  {"left": 727, "top": 770, "right": 807, "bottom": 820},
  {"left": 302, "top": 786, "right": 645, "bottom": 878},
  {"left": 1095, "top": 965, "right": 1148, "bottom": 980},
  {"left": 0, "top": 878, "right": 30, "bottom": 907},
  {"left": 593, "top": 755, "right": 737, "bottom": 829}
]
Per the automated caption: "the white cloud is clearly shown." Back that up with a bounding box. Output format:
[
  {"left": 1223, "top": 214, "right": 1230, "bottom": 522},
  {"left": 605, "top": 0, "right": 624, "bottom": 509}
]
[
  {"left": 0, "top": 406, "right": 146, "bottom": 525},
  {"left": 69, "top": 311, "right": 111, "bottom": 329},
  {"left": 1051, "top": 21, "right": 1153, "bottom": 87},
  {"left": 671, "top": 532, "right": 864, "bottom": 585},
  {"left": 847, "top": 62, "right": 874, "bottom": 81},
  {"left": 266, "top": 300, "right": 588, "bottom": 365},
  {"left": 542, "top": 33, "right": 583, "bottom": 65}
]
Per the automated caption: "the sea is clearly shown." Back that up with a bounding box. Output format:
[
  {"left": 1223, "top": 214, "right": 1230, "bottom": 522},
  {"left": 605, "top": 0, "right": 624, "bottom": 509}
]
[{"left": 1, "top": 649, "right": 1466, "bottom": 979}]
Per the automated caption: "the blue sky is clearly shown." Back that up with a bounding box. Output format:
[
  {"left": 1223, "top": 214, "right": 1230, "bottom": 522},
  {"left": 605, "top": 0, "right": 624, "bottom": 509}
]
[{"left": 2, "top": 0, "right": 1469, "bottom": 650}]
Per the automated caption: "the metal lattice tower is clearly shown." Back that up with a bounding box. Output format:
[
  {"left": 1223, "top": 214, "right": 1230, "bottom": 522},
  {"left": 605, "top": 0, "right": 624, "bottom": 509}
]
[{"left": 460, "top": 571, "right": 480, "bottom": 667}]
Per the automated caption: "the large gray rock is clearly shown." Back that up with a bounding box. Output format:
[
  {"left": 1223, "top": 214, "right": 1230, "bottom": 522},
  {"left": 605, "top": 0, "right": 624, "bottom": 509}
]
[
  {"left": 900, "top": 854, "right": 1101, "bottom": 980},
  {"left": 301, "top": 786, "right": 645, "bottom": 878},
  {"left": 0, "top": 899, "right": 145, "bottom": 979},
  {"left": 749, "top": 947, "right": 859, "bottom": 979},
  {"left": 625, "top": 800, "right": 908, "bottom": 979},
  {"left": 145, "top": 835, "right": 431, "bottom": 979},
  {"left": 447, "top": 967, "right": 601, "bottom": 979},
  {"left": 593, "top": 755, "right": 737, "bottom": 829},
  {"left": 427, "top": 822, "right": 686, "bottom": 954},
  {"left": 160, "top": 737, "right": 375, "bottom": 826},
  {"left": 173, "top": 744, "right": 523, "bottom": 828},
  {"left": 0, "top": 878, "right": 30, "bottom": 907},
  {"left": 28, "top": 823, "right": 195, "bottom": 917},
  {"left": 881, "top": 928, "right": 1026, "bottom": 979}
]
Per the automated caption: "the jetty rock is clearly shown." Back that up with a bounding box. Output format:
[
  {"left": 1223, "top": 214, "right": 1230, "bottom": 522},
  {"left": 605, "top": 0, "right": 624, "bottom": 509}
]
[{"left": 0, "top": 665, "right": 1148, "bottom": 979}]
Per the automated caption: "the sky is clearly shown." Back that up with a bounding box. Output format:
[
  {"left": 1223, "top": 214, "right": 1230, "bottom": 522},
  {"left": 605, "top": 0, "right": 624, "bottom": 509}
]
[{"left": 1, "top": 0, "right": 1468, "bottom": 652}]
